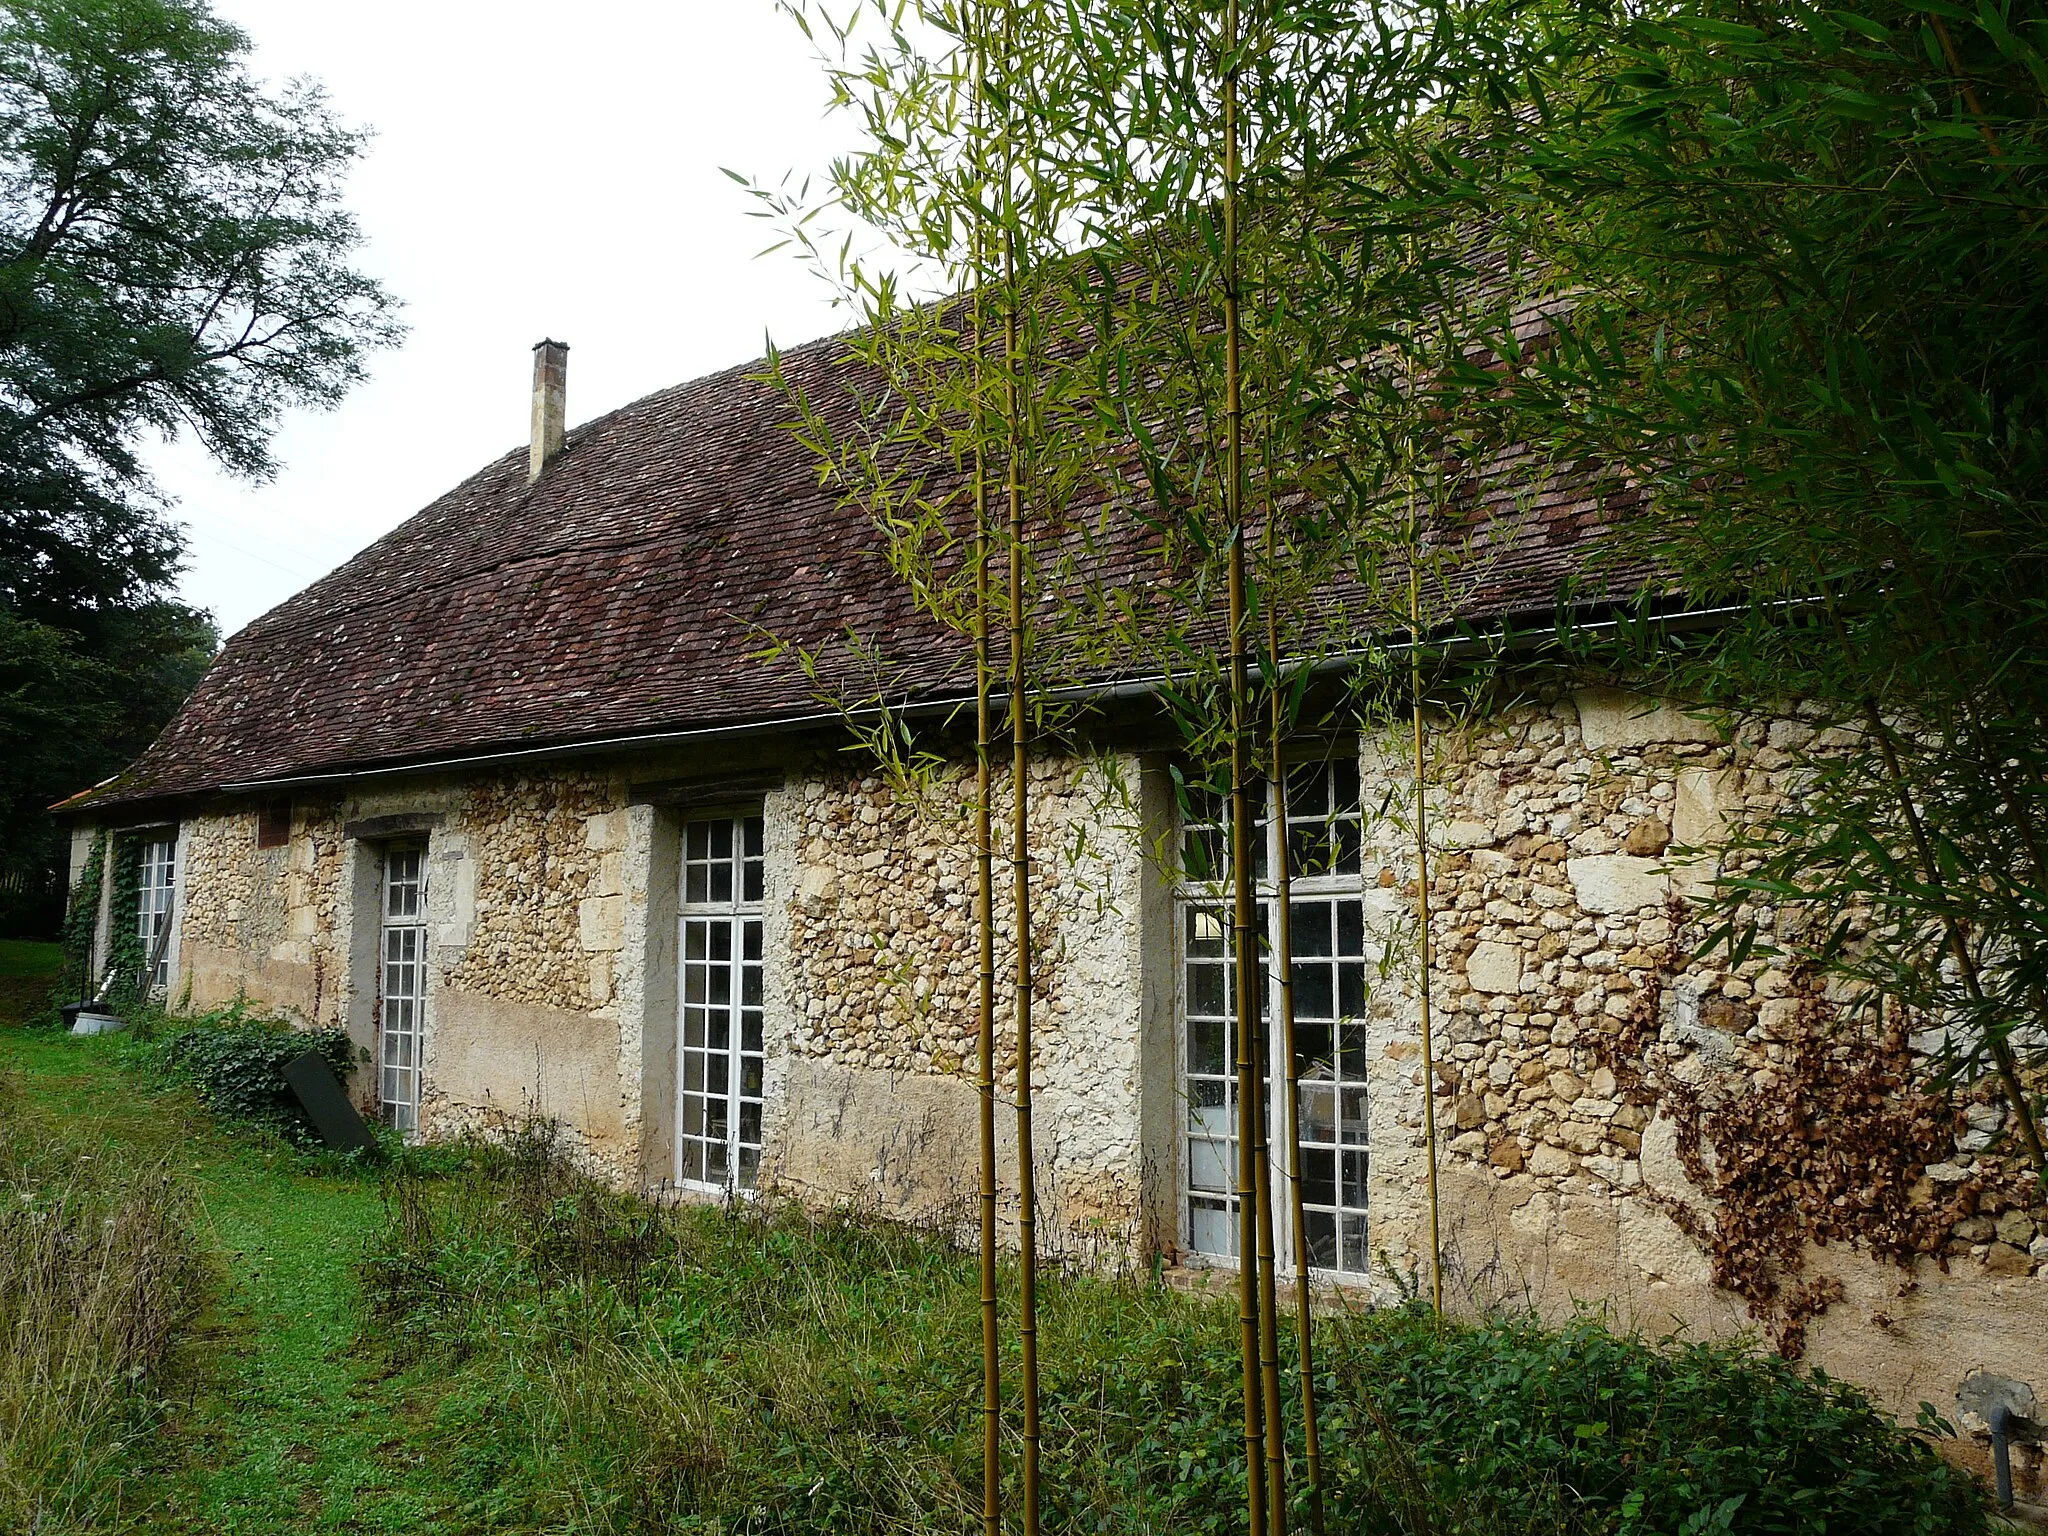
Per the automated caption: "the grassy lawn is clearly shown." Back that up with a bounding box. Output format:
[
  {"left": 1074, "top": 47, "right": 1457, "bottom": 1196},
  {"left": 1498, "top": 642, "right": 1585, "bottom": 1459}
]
[
  {"left": 1, "top": 1027, "right": 465, "bottom": 1533},
  {"left": 0, "top": 939, "right": 62, "bottom": 978},
  {"left": 0, "top": 938, "right": 63, "bottom": 1024},
  {"left": 0, "top": 1017, "right": 1994, "bottom": 1536}
]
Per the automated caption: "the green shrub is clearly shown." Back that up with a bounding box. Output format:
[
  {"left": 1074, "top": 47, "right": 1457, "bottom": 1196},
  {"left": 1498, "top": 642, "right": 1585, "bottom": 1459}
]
[
  {"left": 360, "top": 1129, "right": 1986, "bottom": 1536},
  {"left": 158, "top": 1003, "right": 359, "bottom": 1143},
  {"left": 1065, "top": 1306, "right": 1983, "bottom": 1536}
]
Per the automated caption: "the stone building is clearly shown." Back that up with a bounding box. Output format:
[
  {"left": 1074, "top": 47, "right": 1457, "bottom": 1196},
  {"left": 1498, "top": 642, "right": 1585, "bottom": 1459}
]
[{"left": 58, "top": 337, "right": 2048, "bottom": 1442}]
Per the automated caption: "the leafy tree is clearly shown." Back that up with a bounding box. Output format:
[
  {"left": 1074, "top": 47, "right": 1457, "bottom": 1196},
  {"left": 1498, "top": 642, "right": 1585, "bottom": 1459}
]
[{"left": 0, "top": 0, "right": 400, "bottom": 925}]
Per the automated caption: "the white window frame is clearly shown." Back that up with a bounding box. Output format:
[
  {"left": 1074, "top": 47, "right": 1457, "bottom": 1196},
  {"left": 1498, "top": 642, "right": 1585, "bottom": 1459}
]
[
  {"left": 134, "top": 833, "right": 177, "bottom": 995},
  {"left": 1175, "top": 753, "right": 1374, "bottom": 1279},
  {"left": 674, "top": 807, "right": 767, "bottom": 1194},
  {"left": 378, "top": 844, "right": 428, "bottom": 1134}
]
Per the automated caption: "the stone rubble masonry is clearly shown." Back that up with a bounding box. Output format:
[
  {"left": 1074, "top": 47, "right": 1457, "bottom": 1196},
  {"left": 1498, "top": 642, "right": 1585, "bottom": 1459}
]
[
  {"left": 443, "top": 773, "right": 612, "bottom": 1013},
  {"left": 766, "top": 753, "right": 1151, "bottom": 1258},
  {"left": 1353, "top": 686, "right": 2047, "bottom": 1423},
  {"left": 180, "top": 799, "right": 349, "bottom": 1027},
  {"left": 115, "top": 685, "right": 2048, "bottom": 1421}
]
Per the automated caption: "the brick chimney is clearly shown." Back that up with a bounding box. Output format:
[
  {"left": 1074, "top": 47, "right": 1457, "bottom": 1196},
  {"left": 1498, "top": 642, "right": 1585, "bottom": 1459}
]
[{"left": 528, "top": 338, "right": 568, "bottom": 482}]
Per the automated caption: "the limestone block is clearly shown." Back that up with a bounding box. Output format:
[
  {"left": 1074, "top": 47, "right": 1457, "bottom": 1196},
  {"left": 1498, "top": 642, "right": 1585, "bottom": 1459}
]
[
  {"left": 1466, "top": 941, "right": 1523, "bottom": 995},
  {"left": 1529, "top": 1142, "right": 1577, "bottom": 1177},
  {"left": 1567, "top": 854, "right": 1670, "bottom": 914},
  {"left": 578, "top": 894, "right": 625, "bottom": 953},
  {"left": 1639, "top": 1111, "right": 1709, "bottom": 1206},
  {"left": 1619, "top": 1197, "right": 1713, "bottom": 1284},
  {"left": 1573, "top": 689, "right": 1725, "bottom": 750},
  {"left": 1443, "top": 819, "right": 1497, "bottom": 849}
]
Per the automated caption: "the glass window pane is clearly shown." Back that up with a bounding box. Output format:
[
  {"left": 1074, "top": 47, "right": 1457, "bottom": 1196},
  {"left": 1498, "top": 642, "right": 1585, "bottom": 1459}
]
[
  {"left": 1342, "top": 1214, "right": 1369, "bottom": 1273},
  {"left": 1302, "top": 1147, "right": 1336, "bottom": 1207},
  {"left": 1343, "top": 1150, "right": 1370, "bottom": 1208},
  {"left": 1294, "top": 903, "right": 1332, "bottom": 957},
  {"left": 1295, "top": 963, "right": 1334, "bottom": 1020},
  {"left": 1305, "top": 1209, "right": 1338, "bottom": 1267},
  {"left": 1189, "top": 1137, "right": 1231, "bottom": 1192},
  {"left": 1189, "top": 1199, "right": 1234, "bottom": 1258},
  {"left": 1331, "top": 760, "right": 1360, "bottom": 814},
  {"left": 1338, "top": 902, "right": 1365, "bottom": 955},
  {"left": 1338, "top": 963, "right": 1367, "bottom": 1019}
]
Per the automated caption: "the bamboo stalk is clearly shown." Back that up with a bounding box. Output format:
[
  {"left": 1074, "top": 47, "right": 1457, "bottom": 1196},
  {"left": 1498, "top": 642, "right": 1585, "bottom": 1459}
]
[
  {"left": 970, "top": 13, "right": 1001, "bottom": 1532},
  {"left": 1221, "top": 5, "right": 1272, "bottom": 1531},
  {"left": 1253, "top": 892, "right": 1287, "bottom": 1536},
  {"left": 1409, "top": 560, "right": 1444, "bottom": 1315},
  {"left": 1265, "top": 517, "right": 1326, "bottom": 1536},
  {"left": 1001, "top": 19, "right": 1043, "bottom": 1518}
]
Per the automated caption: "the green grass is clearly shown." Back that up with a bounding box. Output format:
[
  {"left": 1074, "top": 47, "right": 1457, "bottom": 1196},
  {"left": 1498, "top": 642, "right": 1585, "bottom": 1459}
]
[
  {"left": 0, "top": 1023, "right": 1993, "bottom": 1536},
  {"left": 0, "top": 939, "right": 61, "bottom": 979},
  {"left": 0, "top": 1028, "right": 472, "bottom": 1532},
  {"left": 0, "top": 939, "right": 64, "bottom": 1026}
]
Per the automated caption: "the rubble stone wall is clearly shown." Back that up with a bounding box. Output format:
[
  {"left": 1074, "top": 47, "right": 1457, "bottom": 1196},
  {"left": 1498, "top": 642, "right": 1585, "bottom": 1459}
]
[
  {"left": 98, "top": 683, "right": 2048, "bottom": 1434},
  {"left": 766, "top": 752, "right": 1159, "bottom": 1262},
  {"left": 1339, "top": 687, "right": 2048, "bottom": 1439},
  {"left": 176, "top": 800, "right": 350, "bottom": 1026}
]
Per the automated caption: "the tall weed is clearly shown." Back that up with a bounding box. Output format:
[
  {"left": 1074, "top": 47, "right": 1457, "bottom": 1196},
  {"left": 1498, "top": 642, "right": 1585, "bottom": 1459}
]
[
  {"left": 0, "top": 1076, "right": 203, "bottom": 1533},
  {"left": 364, "top": 1127, "right": 1985, "bottom": 1535}
]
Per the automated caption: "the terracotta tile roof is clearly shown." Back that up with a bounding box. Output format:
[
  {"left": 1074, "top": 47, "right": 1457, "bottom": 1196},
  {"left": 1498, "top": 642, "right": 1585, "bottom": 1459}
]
[{"left": 69, "top": 325, "right": 1656, "bottom": 815}]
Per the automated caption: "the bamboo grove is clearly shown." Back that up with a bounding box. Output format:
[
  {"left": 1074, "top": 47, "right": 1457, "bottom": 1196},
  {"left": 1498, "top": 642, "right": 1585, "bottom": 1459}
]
[{"left": 747, "top": 0, "right": 2048, "bottom": 1527}]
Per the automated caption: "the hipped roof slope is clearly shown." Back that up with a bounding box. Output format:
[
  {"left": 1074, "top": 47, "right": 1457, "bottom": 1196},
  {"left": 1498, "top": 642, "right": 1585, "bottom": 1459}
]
[{"left": 69, "top": 324, "right": 1644, "bottom": 816}]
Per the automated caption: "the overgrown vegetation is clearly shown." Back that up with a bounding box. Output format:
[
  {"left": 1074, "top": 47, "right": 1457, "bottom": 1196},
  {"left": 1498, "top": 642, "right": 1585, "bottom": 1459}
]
[
  {"left": 156, "top": 1001, "right": 359, "bottom": 1142},
  {"left": 0, "top": 1069, "right": 204, "bottom": 1534},
  {"left": 360, "top": 1127, "right": 1985, "bottom": 1535}
]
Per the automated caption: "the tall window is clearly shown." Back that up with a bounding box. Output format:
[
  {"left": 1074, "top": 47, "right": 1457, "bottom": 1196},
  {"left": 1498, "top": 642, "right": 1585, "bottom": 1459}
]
[
  {"left": 1179, "top": 757, "right": 1373, "bottom": 1276},
  {"left": 135, "top": 834, "right": 176, "bottom": 992},
  {"left": 676, "top": 809, "right": 766, "bottom": 1192},
  {"left": 379, "top": 845, "right": 427, "bottom": 1132}
]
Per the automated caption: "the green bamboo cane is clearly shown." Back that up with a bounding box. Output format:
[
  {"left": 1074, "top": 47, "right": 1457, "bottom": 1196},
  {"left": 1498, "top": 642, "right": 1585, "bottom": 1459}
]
[
  {"left": 1408, "top": 543, "right": 1444, "bottom": 1316},
  {"left": 1265, "top": 511, "right": 1326, "bottom": 1536},
  {"left": 1221, "top": 2, "right": 1273, "bottom": 1530},
  {"left": 970, "top": 12, "right": 1002, "bottom": 1532},
  {"left": 1001, "top": 12, "right": 1043, "bottom": 1522}
]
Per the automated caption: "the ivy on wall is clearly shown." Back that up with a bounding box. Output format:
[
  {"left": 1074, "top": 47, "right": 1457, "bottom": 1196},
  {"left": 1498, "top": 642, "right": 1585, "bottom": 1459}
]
[
  {"left": 58, "top": 829, "right": 107, "bottom": 1003},
  {"left": 100, "top": 834, "right": 147, "bottom": 1012}
]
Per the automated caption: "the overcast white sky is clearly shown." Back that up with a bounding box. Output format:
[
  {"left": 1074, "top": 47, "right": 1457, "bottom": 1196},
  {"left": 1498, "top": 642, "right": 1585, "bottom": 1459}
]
[{"left": 145, "top": 1, "right": 863, "bottom": 639}]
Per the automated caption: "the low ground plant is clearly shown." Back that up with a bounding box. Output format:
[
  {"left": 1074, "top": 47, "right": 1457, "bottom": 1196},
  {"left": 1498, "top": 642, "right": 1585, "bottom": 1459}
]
[
  {"left": 362, "top": 1128, "right": 1985, "bottom": 1536},
  {"left": 157, "top": 1000, "right": 360, "bottom": 1143},
  {"left": 0, "top": 1072, "right": 205, "bottom": 1534}
]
